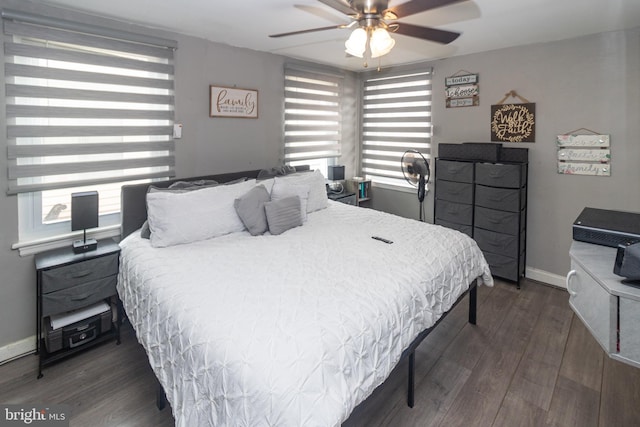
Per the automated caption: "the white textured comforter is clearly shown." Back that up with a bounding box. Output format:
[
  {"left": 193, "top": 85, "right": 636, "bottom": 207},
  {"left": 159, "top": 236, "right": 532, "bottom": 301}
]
[{"left": 117, "top": 201, "right": 492, "bottom": 426}]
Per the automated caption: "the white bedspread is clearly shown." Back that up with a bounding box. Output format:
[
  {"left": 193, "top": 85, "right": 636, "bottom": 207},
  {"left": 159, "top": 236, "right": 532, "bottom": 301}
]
[{"left": 118, "top": 201, "right": 492, "bottom": 426}]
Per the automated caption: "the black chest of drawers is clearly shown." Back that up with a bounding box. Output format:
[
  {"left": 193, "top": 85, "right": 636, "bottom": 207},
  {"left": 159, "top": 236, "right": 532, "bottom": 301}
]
[
  {"left": 34, "top": 239, "right": 121, "bottom": 378},
  {"left": 434, "top": 148, "right": 528, "bottom": 286}
]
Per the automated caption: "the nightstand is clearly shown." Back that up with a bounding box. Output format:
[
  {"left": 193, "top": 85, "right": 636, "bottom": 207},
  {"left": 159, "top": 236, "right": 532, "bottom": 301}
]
[
  {"left": 344, "top": 179, "right": 372, "bottom": 206},
  {"left": 34, "top": 239, "right": 121, "bottom": 378},
  {"left": 328, "top": 192, "right": 357, "bottom": 206}
]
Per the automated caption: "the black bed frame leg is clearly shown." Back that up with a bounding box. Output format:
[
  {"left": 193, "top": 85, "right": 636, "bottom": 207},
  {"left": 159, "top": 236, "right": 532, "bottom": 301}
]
[
  {"left": 407, "top": 351, "right": 415, "bottom": 408},
  {"left": 156, "top": 379, "right": 167, "bottom": 411},
  {"left": 469, "top": 282, "right": 477, "bottom": 325}
]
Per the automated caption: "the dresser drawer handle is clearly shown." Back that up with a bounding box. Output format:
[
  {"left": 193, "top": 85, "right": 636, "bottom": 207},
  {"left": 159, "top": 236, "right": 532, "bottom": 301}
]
[
  {"left": 71, "top": 270, "right": 92, "bottom": 279},
  {"left": 566, "top": 270, "right": 577, "bottom": 296},
  {"left": 71, "top": 292, "right": 92, "bottom": 301}
]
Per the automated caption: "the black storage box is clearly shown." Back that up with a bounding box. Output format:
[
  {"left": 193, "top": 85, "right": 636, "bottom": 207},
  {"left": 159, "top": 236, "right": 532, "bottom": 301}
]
[
  {"left": 573, "top": 208, "right": 640, "bottom": 248},
  {"left": 499, "top": 147, "right": 529, "bottom": 163},
  {"left": 45, "top": 308, "right": 112, "bottom": 353},
  {"left": 439, "top": 142, "right": 501, "bottom": 162}
]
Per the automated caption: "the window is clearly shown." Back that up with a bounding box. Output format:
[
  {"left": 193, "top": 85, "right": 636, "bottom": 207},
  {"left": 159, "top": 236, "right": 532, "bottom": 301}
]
[
  {"left": 361, "top": 68, "right": 433, "bottom": 188},
  {"left": 2, "top": 10, "right": 176, "bottom": 245},
  {"left": 283, "top": 64, "right": 343, "bottom": 176}
]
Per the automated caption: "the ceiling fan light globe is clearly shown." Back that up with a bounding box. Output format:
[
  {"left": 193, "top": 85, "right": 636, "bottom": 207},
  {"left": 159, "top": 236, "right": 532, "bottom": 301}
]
[
  {"left": 370, "top": 27, "right": 395, "bottom": 58},
  {"left": 345, "top": 27, "right": 367, "bottom": 58}
]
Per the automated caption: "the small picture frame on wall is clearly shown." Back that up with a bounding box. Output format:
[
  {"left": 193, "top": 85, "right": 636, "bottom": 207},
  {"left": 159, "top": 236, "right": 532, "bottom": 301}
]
[{"left": 209, "top": 85, "right": 258, "bottom": 118}]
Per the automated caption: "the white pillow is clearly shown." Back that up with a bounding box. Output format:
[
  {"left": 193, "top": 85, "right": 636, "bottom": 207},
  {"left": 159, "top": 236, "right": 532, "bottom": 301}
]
[
  {"left": 147, "top": 179, "right": 256, "bottom": 247},
  {"left": 271, "top": 179, "right": 310, "bottom": 222},
  {"left": 277, "top": 170, "right": 328, "bottom": 213}
]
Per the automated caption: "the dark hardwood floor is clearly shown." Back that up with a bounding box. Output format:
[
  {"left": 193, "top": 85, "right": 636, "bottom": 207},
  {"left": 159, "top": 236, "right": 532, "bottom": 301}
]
[{"left": 1, "top": 279, "right": 639, "bottom": 426}]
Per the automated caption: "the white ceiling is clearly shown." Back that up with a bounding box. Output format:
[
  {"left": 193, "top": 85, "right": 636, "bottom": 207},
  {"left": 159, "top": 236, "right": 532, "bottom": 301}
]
[{"left": 33, "top": 0, "right": 640, "bottom": 71}]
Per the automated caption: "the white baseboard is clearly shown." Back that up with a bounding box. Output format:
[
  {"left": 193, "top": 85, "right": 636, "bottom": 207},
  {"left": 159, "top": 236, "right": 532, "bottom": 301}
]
[
  {"left": 0, "top": 335, "right": 36, "bottom": 365},
  {"left": 526, "top": 266, "right": 567, "bottom": 289}
]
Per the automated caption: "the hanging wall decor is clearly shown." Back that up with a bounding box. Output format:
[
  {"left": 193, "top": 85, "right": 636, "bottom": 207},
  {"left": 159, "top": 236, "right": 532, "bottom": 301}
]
[
  {"left": 557, "top": 129, "right": 610, "bottom": 176},
  {"left": 445, "top": 70, "right": 479, "bottom": 108},
  {"left": 210, "top": 85, "right": 258, "bottom": 118},
  {"left": 490, "top": 90, "right": 535, "bottom": 142}
]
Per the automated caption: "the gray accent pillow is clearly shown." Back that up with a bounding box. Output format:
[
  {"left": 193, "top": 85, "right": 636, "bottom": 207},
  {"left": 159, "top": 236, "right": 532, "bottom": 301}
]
[
  {"left": 265, "top": 195, "right": 302, "bottom": 235},
  {"left": 234, "top": 185, "right": 270, "bottom": 236},
  {"left": 140, "top": 220, "right": 151, "bottom": 239}
]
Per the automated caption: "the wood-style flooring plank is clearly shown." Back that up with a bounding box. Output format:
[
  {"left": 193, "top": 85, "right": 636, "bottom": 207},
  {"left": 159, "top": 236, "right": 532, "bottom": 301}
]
[
  {"left": 559, "top": 316, "right": 604, "bottom": 392},
  {"left": 506, "top": 287, "right": 573, "bottom": 411},
  {"left": 492, "top": 394, "right": 548, "bottom": 427},
  {"left": 599, "top": 354, "right": 640, "bottom": 427},
  {"left": 437, "top": 280, "right": 550, "bottom": 426},
  {"left": 544, "top": 375, "right": 600, "bottom": 427}
]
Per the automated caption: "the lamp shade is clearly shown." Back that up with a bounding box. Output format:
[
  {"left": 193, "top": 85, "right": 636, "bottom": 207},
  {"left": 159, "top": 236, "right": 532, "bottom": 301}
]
[
  {"left": 345, "top": 27, "right": 367, "bottom": 58},
  {"left": 71, "top": 191, "right": 99, "bottom": 231},
  {"left": 370, "top": 27, "right": 395, "bottom": 58}
]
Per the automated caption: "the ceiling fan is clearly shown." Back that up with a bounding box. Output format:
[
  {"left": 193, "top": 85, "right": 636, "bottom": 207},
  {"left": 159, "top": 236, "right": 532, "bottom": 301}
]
[{"left": 270, "top": 0, "right": 464, "bottom": 62}]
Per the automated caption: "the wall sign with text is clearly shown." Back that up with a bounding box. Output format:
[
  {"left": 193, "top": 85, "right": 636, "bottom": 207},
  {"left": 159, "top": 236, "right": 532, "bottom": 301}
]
[
  {"left": 557, "top": 134, "right": 611, "bottom": 176},
  {"left": 491, "top": 103, "right": 536, "bottom": 142},
  {"left": 445, "top": 73, "right": 479, "bottom": 108},
  {"left": 210, "top": 86, "right": 258, "bottom": 118}
]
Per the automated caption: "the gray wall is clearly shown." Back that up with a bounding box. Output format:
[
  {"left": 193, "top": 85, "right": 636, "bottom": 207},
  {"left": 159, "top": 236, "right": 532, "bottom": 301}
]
[
  {"left": 0, "top": 0, "right": 357, "bottom": 352},
  {"left": 1, "top": 0, "right": 638, "bottom": 353},
  {"left": 372, "top": 27, "right": 640, "bottom": 279}
]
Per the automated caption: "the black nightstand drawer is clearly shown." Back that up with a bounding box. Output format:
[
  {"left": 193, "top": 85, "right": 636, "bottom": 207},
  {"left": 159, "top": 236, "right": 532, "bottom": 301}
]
[
  {"left": 41, "top": 275, "right": 117, "bottom": 317},
  {"left": 42, "top": 253, "right": 119, "bottom": 293}
]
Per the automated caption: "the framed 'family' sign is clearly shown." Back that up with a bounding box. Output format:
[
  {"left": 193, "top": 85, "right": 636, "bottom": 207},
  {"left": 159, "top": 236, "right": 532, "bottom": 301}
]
[{"left": 210, "top": 85, "right": 258, "bottom": 118}]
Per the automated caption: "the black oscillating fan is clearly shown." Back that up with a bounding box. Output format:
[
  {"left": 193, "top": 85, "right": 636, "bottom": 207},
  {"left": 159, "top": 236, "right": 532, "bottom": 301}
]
[{"left": 400, "top": 149, "right": 431, "bottom": 221}]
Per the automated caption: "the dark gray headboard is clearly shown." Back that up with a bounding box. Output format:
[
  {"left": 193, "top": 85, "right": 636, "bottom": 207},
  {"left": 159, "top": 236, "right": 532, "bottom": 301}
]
[{"left": 120, "top": 166, "right": 310, "bottom": 239}]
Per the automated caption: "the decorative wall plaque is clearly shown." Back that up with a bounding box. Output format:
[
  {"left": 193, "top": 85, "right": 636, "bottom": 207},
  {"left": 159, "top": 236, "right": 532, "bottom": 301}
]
[
  {"left": 445, "top": 71, "right": 479, "bottom": 108},
  {"left": 490, "top": 91, "right": 535, "bottom": 142},
  {"left": 491, "top": 103, "right": 536, "bottom": 142},
  {"left": 557, "top": 133, "right": 611, "bottom": 176},
  {"left": 210, "top": 85, "right": 258, "bottom": 118}
]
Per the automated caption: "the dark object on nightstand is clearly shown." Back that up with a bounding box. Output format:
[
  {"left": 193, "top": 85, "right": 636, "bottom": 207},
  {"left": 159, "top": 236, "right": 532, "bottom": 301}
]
[
  {"left": 35, "top": 239, "right": 121, "bottom": 378},
  {"left": 71, "top": 191, "right": 99, "bottom": 253},
  {"left": 614, "top": 242, "right": 640, "bottom": 281},
  {"left": 328, "top": 192, "right": 357, "bottom": 206},
  {"left": 328, "top": 165, "right": 345, "bottom": 181}
]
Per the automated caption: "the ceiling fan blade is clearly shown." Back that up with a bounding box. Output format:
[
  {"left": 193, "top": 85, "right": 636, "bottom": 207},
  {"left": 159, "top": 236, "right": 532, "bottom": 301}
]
[
  {"left": 269, "top": 25, "right": 345, "bottom": 38},
  {"left": 317, "top": 0, "right": 359, "bottom": 17},
  {"left": 394, "top": 22, "right": 460, "bottom": 44},
  {"left": 385, "top": 0, "right": 466, "bottom": 19}
]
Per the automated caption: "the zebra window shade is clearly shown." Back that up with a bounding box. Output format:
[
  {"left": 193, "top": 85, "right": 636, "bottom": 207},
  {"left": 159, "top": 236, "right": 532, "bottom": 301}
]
[
  {"left": 284, "top": 65, "right": 343, "bottom": 163},
  {"left": 3, "top": 11, "right": 176, "bottom": 195},
  {"left": 361, "top": 68, "right": 433, "bottom": 188}
]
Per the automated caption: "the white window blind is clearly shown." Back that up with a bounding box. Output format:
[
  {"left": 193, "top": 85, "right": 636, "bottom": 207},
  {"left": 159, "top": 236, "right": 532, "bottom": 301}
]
[
  {"left": 361, "top": 68, "right": 433, "bottom": 188},
  {"left": 284, "top": 65, "right": 343, "bottom": 165},
  {"left": 3, "top": 10, "right": 176, "bottom": 196}
]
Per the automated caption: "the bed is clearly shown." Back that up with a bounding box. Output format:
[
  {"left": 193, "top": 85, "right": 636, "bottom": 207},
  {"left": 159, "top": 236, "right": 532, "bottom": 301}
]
[{"left": 117, "top": 168, "right": 493, "bottom": 426}]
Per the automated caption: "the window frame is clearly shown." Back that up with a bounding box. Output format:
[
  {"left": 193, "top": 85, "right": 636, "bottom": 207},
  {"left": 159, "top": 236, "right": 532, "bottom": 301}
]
[
  {"left": 359, "top": 65, "right": 434, "bottom": 191},
  {"left": 2, "top": 9, "right": 177, "bottom": 252}
]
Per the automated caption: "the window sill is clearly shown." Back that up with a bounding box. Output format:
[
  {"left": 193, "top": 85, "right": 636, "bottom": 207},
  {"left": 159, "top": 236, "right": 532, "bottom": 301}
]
[
  {"left": 371, "top": 181, "right": 430, "bottom": 195},
  {"left": 12, "top": 225, "right": 121, "bottom": 257}
]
